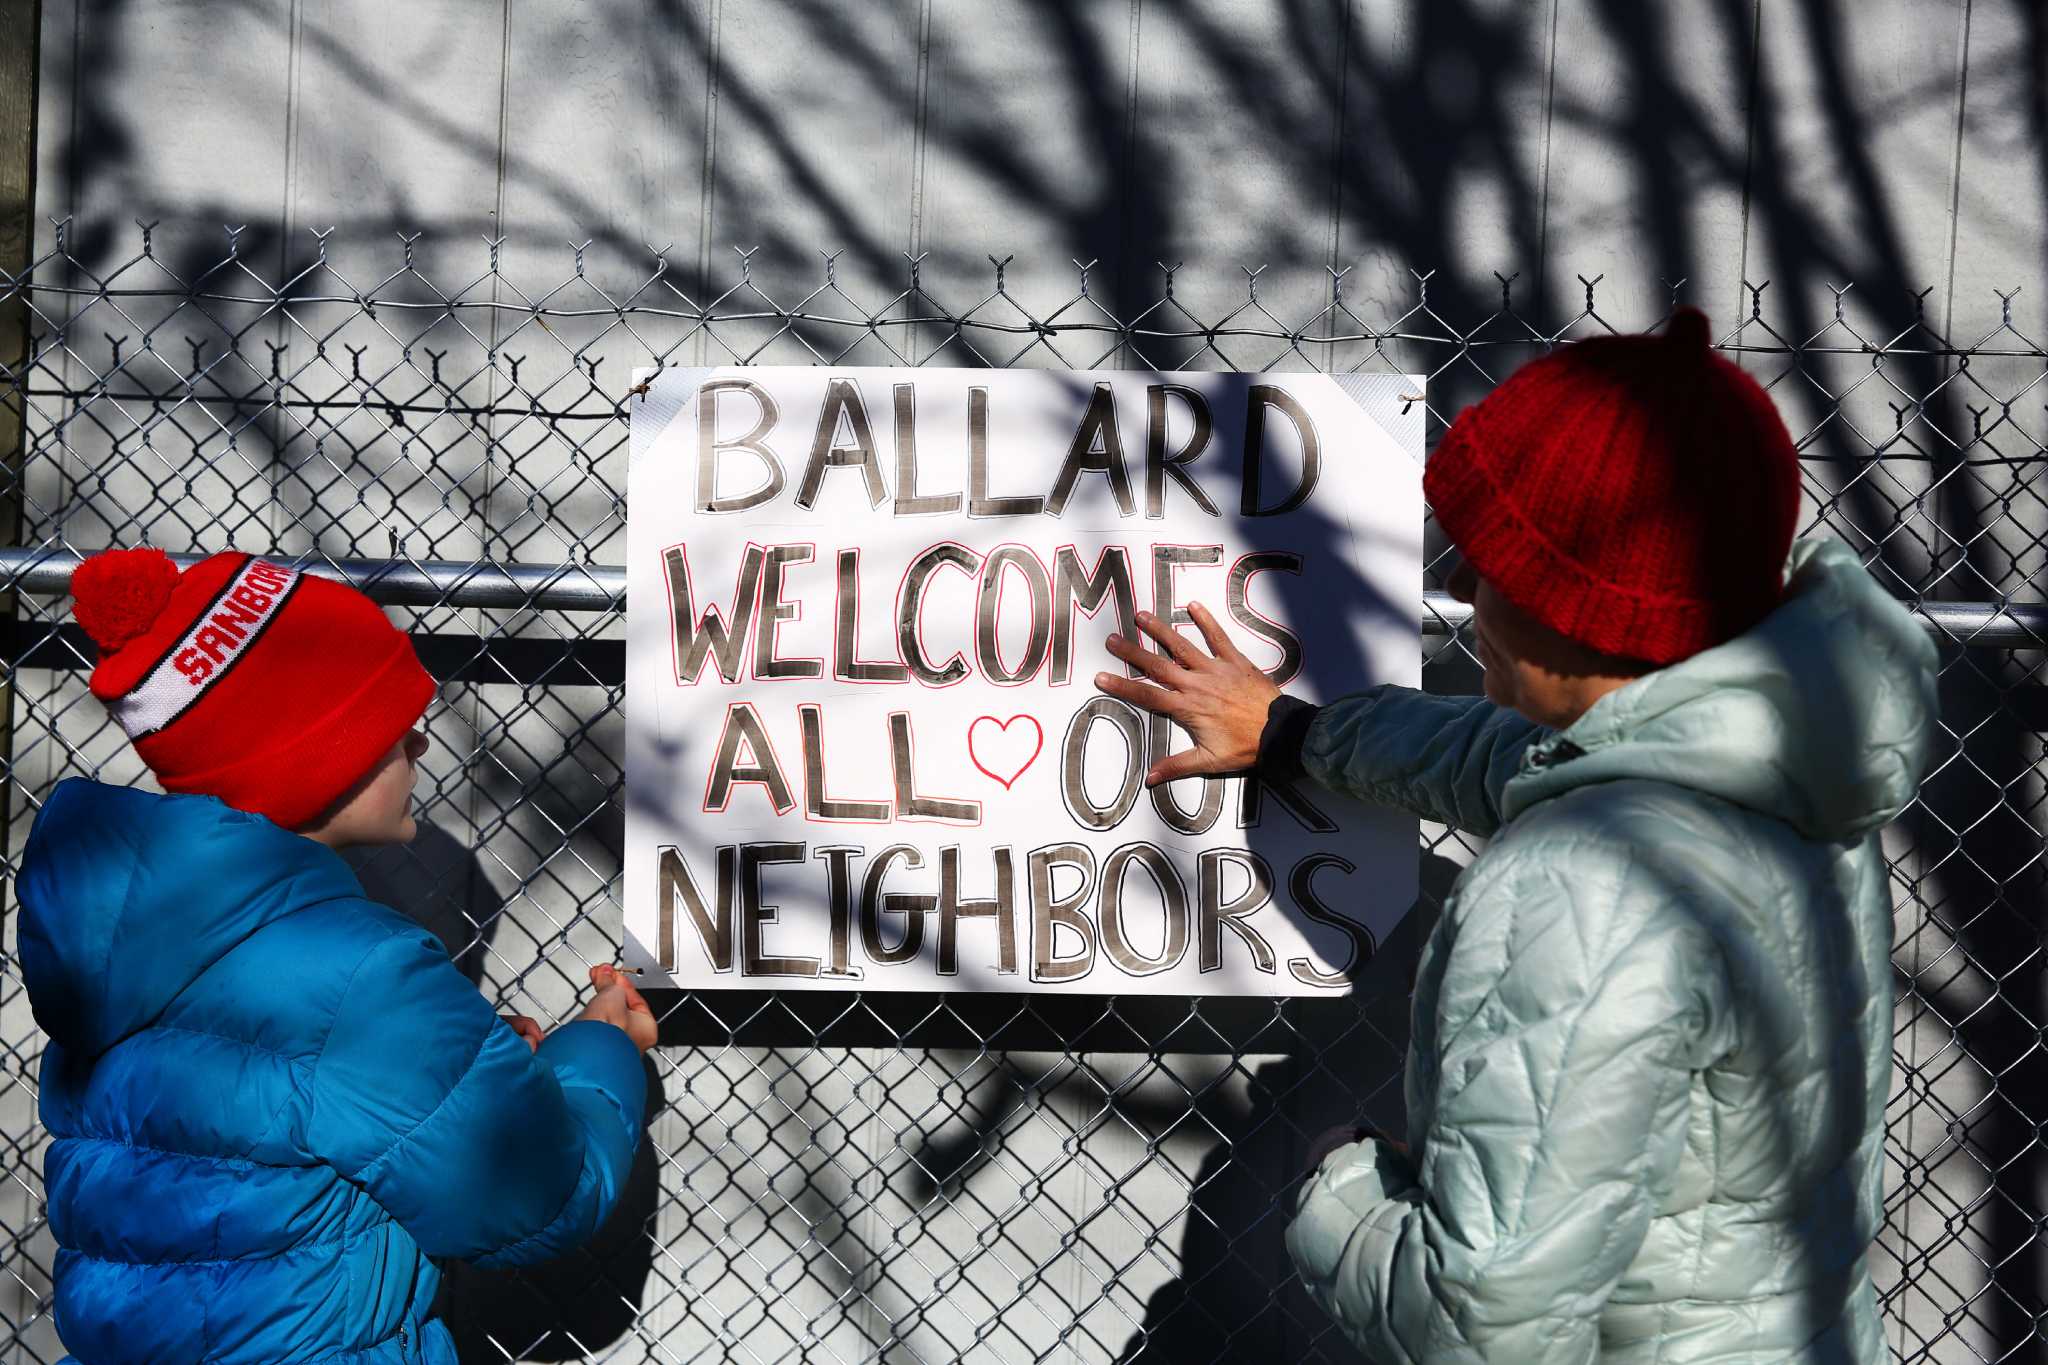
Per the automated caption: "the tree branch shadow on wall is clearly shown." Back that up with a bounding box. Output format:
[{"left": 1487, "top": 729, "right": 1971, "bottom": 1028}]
[{"left": 35, "top": 0, "right": 2048, "bottom": 1359}]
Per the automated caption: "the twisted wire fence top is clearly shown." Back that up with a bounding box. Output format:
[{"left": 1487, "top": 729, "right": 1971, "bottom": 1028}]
[
  {"left": 0, "top": 226, "right": 2043, "bottom": 1364},
  {"left": 9, "top": 224, "right": 2045, "bottom": 615}
]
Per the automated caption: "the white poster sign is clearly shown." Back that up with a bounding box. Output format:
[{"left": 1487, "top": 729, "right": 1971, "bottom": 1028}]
[{"left": 625, "top": 368, "right": 1424, "bottom": 994}]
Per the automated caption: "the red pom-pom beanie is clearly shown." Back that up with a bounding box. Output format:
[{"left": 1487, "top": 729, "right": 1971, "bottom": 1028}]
[
  {"left": 1424, "top": 308, "right": 1802, "bottom": 665},
  {"left": 69, "top": 549, "right": 436, "bottom": 829}
]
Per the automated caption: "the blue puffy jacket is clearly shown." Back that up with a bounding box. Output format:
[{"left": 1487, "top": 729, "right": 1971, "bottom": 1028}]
[{"left": 17, "top": 779, "right": 648, "bottom": 1364}]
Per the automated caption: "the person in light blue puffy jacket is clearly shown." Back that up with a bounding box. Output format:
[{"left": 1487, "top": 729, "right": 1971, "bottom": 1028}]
[
  {"left": 18, "top": 547, "right": 656, "bottom": 1364},
  {"left": 1096, "top": 310, "right": 1937, "bottom": 1362}
]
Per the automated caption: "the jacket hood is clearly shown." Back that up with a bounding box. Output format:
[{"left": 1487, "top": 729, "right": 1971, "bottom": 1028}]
[
  {"left": 1503, "top": 538, "right": 1941, "bottom": 841},
  {"left": 16, "top": 779, "right": 365, "bottom": 1058}
]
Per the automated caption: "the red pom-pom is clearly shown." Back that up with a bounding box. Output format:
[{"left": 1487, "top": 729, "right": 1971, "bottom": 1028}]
[
  {"left": 1666, "top": 307, "right": 1712, "bottom": 351},
  {"left": 70, "top": 547, "right": 181, "bottom": 652}
]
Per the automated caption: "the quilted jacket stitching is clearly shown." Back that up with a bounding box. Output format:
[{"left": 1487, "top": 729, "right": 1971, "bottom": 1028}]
[
  {"left": 350, "top": 987, "right": 494, "bottom": 1189},
  {"left": 304, "top": 926, "right": 426, "bottom": 1169}
]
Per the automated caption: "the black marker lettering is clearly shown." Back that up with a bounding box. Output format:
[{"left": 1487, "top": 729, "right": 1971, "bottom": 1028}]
[
  {"left": 1241, "top": 384, "right": 1321, "bottom": 517},
  {"left": 664, "top": 544, "right": 763, "bottom": 685},
  {"left": 1060, "top": 698, "right": 1145, "bottom": 831},
  {"left": 967, "top": 386, "right": 1043, "bottom": 517},
  {"left": 1197, "top": 849, "right": 1276, "bottom": 974},
  {"left": 1286, "top": 853, "right": 1372, "bottom": 988},
  {"left": 755, "top": 545, "right": 823, "bottom": 681},
  {"left": 815, "top": 845, "right": 864, "bottom": 978},
  {"left": 1096, "top": 843, "right": 1189, "bottom": 977},
  {"left": 836, "top": 550, "right": 910, "bottom": 683},
  {"left": 1050, "top": 546, "right": 1139, "bottom": 686},
  {"left": 1147, "top": 713, "right": 1226, "bottom": 834},
  {"left": 976, "top": 546, "right": 1053, "bottom": 684},
  {"left": 1047, "top": 383, "right": 1136, "bottom": 517},
  {"left": 889, "top": 712, "right": 981, "bottom": 822},
  {"left": 937, "top": 845, "right": 1018, "bottom": 975},
  {"left": 1235, "top": 772, "right": 1339, "bottom": 834},
  {"left": 1027, "top": 843, "right": 1097, "bottom": 983},
  {"left": 1152, "top": 544, "right": 1223, "bottom": 629},
  {"left": 1145, "top": 384, "right": 1217, "bottom": 518},
  {"left": 706, "top": 703, "right": 795, "bottom": 814},
  {"left": 799, "top": 705, "right": 891, "bottom": 821},
  {"left": 893, "top": 383, "right": 960, "bottom": 516},
  {"left": 861, "top": 844, "right": 932, "bottom": 964},
  {"left": 697, "top": 379, "right": 785, "bottom": 513},
  {"left": 797, "top": 378, "right": 889, "bottom": 510},
  {"left": 739, "top": 842, "right": 819, "bottom": 978},
  {"left": 1226, "top": 552, "right": 1305, "bottom": 684},
  {"left": 898, "top": 544, "right": 978, "bottom": 686},
  {"left": 660, "top": 844, "right": 737, "bottom": 973}
]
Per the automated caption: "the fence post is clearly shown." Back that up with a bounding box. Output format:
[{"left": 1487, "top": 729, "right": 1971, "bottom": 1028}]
[{"left": 1, "top": 1, "right": 41, "bottom": 881}]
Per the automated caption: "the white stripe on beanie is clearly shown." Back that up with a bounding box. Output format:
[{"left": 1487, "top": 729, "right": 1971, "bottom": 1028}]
[{"left": 108, "top": 558, "right": 303, "bottom": 740}]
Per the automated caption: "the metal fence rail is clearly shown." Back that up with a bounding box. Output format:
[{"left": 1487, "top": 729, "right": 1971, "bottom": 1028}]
[
  {"left": 2, "top": 226, "right": 2043, "bottom": 1364},
  {"left": 3, "top": 549, "right": 2046, "bottom": 647}
]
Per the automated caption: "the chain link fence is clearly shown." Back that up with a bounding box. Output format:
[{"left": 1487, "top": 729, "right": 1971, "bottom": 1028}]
[{"left": 1, "top": 225, "right": 2043, "bottom": 1364}]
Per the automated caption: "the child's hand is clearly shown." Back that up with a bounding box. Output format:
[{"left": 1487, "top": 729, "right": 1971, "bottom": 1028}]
[
  {"left": 1302, "top": 1125, "right": 1409, "bottom": 1179},
  {"left": 576, "top": 964, "right": 657, "bottom": 1054},
  {"left": 501, "top": 1014, "right": 544, "bottom": 1052}
]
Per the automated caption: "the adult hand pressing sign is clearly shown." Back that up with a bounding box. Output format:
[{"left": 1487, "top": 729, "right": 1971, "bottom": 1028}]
[{"left": 1092, "top": 603, "right": 1280, "bottom": 786}]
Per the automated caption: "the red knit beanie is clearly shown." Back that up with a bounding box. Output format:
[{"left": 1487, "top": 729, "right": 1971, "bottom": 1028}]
[
  {"left": 69, "top": 549, "right": 436, "bottom": 829},
  {"left": 1424, "top": 308, "right": 1802, "bottom": 665}
]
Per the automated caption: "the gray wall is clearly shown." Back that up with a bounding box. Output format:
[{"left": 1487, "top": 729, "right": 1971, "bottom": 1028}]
[
  {"left": 16, "top": 3, "right": 2047, "bottom": 1364},
  {"left": 35, "top": 0, "right": 2046, "bottom": 345}
]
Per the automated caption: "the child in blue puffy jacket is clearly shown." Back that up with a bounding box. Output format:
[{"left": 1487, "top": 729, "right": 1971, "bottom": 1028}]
[{"left": 17, "top": 547, "right": 656, "bottom": 1365}]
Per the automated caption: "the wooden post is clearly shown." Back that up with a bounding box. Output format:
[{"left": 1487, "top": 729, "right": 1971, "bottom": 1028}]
[{"left": 1, "top": 1, "right": 42, "bottom": 881}]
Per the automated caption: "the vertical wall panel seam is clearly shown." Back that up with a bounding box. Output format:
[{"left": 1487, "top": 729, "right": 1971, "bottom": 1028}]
[
  {"left": 1917, "top": 7, "right": 1972, "bottom": 1351},
  {"left": 280, "top": 0, "right": 303, "bottom": 276},
  {"left": 61, "top": 0, "right": 75, "bottom": 229},
  {"left": 692, "top": 0, "right": 724, "bottom": 369},
  {"left": 1116, "top": 0, "right": 1143, "bottom": 360},
  {"left": 268, "top": 0, "right": 306, "bottom": 556},
  {"left": 2, "top": 0, "right": 43, "bottom": 913},
  {"left": 1733, "top": 0, "right": 1764, "bottom": 331},
  {"left": 492, "top": 0, "right": 512, "bottom": 248},
  {"left": 1322, "top": 0, "right": 1357, "bottom": 372},
  {"left": 55, "top": 0, "right": 79, "bottom": 545},
  {"left": 1533, "top": 0, "right": 1560, "bottom": 318},
  {"left": 466, "top": 0, "right": 516, "bottom": 888},
  {"left": 1940, "top": 0, "right": 1974, "bottom": 343},
  {"left": 908, "top": 0, "right": 934, "bottom": 364}
]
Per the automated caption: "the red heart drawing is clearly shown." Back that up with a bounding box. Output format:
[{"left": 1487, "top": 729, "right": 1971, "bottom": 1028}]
[{"left": 968, "top": 715, "right": 1044, "bottom": 790}]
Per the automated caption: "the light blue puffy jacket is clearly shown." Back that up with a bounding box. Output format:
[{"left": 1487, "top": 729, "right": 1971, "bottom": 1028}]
[
  {"left": 18, "top": 780, "right": 648, "bottom": 1364},
  {"left": 1286, "top": 539, "right": 1939, "bottom": 1363}
]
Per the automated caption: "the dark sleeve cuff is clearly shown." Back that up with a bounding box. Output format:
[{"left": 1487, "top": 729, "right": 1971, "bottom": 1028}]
[{"left": 1257, "top": 695, "right": 1321, "bottom": 785}]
